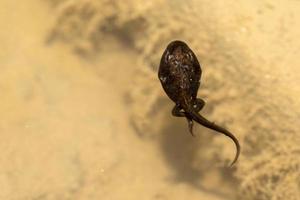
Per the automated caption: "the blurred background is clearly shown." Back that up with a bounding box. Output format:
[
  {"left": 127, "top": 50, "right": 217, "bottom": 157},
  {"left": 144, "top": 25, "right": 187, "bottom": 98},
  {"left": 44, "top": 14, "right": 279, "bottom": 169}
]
[{"left": 1, "top": 0, "right": 300, "bottom": 199}]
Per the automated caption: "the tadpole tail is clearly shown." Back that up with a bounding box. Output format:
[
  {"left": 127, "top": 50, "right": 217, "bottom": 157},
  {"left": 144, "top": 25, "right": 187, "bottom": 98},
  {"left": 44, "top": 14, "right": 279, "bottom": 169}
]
[{"left": 187, "top": 109, "right": 240, "bottom": 166}]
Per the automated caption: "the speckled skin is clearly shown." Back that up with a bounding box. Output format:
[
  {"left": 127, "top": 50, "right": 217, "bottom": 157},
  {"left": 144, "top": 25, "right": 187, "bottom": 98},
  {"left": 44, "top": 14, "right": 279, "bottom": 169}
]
[
  {"left": 158, "top": 40, "right": 240, "bottom": 166},
  {"left": 158, "top": 40, "right": 201, "bottom": 104}
]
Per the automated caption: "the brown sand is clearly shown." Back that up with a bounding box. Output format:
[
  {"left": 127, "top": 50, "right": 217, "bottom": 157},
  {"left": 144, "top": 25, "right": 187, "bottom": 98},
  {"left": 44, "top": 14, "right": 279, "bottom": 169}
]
[{"left": 1, "top": 0, "right": 300, "bottom": 200}]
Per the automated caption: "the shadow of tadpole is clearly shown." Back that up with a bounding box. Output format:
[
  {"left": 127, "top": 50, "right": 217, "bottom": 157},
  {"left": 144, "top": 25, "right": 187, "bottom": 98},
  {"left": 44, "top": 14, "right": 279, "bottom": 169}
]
[
  {"left": 159, "top": 117, "right": 209, "bottom": 183},
  {"left": 158, "top": 116, "right": 239, "bottom": 199}
]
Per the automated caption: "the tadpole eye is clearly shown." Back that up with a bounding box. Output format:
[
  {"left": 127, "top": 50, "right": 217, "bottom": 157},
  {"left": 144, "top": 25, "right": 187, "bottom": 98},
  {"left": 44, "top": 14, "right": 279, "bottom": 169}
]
[
  {"left": 187, "top": 52, "right": 193, "bottom": 61},
  {"left": 165, "top": 51, "right": 174, "bottom": 63},
  {"left": 183, "top": 52, "right": 192, "bottom": 61}
]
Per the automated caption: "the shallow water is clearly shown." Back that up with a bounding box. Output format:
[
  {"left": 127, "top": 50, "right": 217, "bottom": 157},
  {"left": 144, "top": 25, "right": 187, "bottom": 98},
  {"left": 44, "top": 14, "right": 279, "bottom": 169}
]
[{"left": 1, "top": 1, "right": 300, "bottom": 200}]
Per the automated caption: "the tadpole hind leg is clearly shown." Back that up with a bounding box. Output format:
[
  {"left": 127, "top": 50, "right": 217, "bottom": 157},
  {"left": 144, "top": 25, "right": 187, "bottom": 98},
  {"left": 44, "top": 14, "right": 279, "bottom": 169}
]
[
  {"left": 172, "top": 104, "right": 185, "bottom": 117},
  {"left": 194, "top": 98, "right": 205, "bottom": 112},
  {"left": 186, "top": 117, "right": 195, "bottom": 137},
  {"left": 172, "top": 104, "right": 195, "bottom": 136}
]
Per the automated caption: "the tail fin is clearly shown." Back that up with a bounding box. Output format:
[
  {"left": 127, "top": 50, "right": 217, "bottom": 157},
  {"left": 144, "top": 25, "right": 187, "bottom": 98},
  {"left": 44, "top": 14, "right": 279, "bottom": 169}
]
[{"left": 188, "top": 110, "right": 240, "bottom": 166}]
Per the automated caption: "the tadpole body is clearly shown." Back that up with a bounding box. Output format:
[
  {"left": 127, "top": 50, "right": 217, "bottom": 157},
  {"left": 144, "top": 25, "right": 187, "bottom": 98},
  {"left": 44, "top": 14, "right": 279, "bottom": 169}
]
[{"left": 158, "top": 40, "right": 240, "bottom": 166}]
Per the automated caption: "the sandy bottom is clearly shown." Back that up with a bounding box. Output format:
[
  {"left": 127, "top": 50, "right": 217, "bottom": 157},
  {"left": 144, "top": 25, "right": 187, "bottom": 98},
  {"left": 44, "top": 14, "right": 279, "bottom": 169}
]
[
  {"left": 0, "top": 1, "right": 220, "bottom": 199},
  {"left": 1, "top": 0, "right": 300, "bottom": 200}
]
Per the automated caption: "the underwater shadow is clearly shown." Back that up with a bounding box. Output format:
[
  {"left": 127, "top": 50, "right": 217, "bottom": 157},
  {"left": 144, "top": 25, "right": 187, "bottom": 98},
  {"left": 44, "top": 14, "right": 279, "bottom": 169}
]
[
  {"left": 159, "top": 119, "right": 204, "bottom": 183},
  {"left": 158, "top": 116, "right": 238, "bottom": 198}
]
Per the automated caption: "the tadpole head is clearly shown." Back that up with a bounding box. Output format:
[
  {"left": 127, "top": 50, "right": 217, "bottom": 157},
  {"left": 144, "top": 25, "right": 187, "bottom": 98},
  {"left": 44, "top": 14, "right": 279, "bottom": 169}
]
[{"left": 164, "top": 40, "right": 194, "bottom": 67}]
